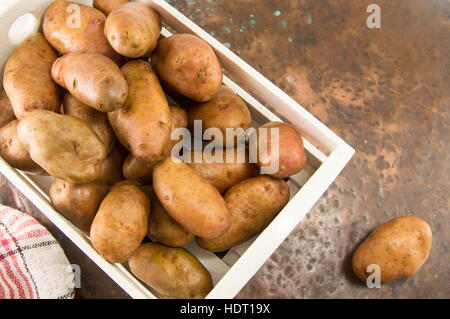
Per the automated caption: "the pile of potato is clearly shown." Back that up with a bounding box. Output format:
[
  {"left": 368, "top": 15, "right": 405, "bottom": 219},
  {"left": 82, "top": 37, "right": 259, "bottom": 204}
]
[{"left": 0, "top": 0, "right": 308, "bottom": 298}]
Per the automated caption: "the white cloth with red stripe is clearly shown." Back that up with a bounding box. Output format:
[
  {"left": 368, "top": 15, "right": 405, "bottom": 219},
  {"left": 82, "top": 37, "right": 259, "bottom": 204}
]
[{"left": 0, "top": 205, "right": 74, "bottom": 299}]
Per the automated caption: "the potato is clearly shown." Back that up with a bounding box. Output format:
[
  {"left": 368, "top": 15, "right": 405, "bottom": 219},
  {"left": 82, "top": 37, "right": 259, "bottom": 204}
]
[
  {"left": 17, "top": 110, "right": 107, "bottom": 183},
  {"left": 197, "top": 176, "right": 290, "bottom": 251},
  {"left": 0, "top": 88, "right": 15, "bottom": 128},
  {"left": 52, "top": 52, "right": 128, "bottom": 112},
  {"left": 122, "top": 154, "right": 155, "bottom": 185},
  {"left": 129, "top": 243, "right": 213, "bottom": 299},
  {"left": 108, "top": 60, "right": 171, "bottom": 163},
  {"left": 151, "top": 34, "right": 222, "bottom": 102},
  {"left": 352, "top": 216, "right": 432, "bottom": 284},
  {"left": 3, "top": 33, "right": 60, "bottom": 119},
  {"left": 187, "top": 148, "right": 259, "bottom": 194},
  {"left": 90, "top": 181, "right": 150, "bottom": 263},
  {"left": 162, "top": 105, "right": 188, "bottom": 157},
  {"left": 253, "top": 121, "right": 306, "bottom": 178},
  {"left": 153, "top": 157, "right": 230, "bottom": 239},
  {"left": 63, "top": 93, "right": 116, "bottom": 153},
  {"left": 96, "top": 142, "right": 127, "bottom": 185},
  {"left": 188, "top": 85, "right": 251, "bottom": 146},
  {"left": 93, "top": 0, "right": 128, "bottom": 15},
  {"left": 50, "top": 179, "right": 109, "bottom": 233},
  {"left": 43, "top": 0, "right": 120, "bottom": 62},
  {"left": 105, "top": 2, "right": 161, "bottom": 58},
  {"left": 141, "top": 185, "right": 194, "bottom": 247},
  {"left": 0, "top": 120, "right": 44, "bottom": 174}
]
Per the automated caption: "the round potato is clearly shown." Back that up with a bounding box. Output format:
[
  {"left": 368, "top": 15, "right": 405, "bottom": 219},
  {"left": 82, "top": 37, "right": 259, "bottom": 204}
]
[
  {"left": 105, "top": 2, "right": 161, "bottom": 58},
  {"left": 108, "top": 60, "right": 171, "bottom": 163},
  {"left": 153, "top": 157, "right": 230, "bottom": 239},
  {"left": 197, "top": 176, "right": 290, "bottom": 251},
  {"left": 151, "top": 34, "right": 223, "bottom": 102},
  {"left": 352, "top": 216, "right": 432, "bottom": 284},
  {"left": 253, "top": 121, "right": 306, "bottom": 178},
  {"left": 162, "top": 105, "right": 188, "bottom": 157},
  {"left": 93, "top": 0, "right": 128, "bottom": 15},
  {"left": 17, "top": 110, "right": 107, "bottom": 183},
  {"left": 122, "top": 154, "right": 155, "bottom": 185},
  {"left": 43, "top": 0, "right": 120, "bottom": 62},
  {"left": 63, "top": 93, "right": 116, "bottom": 153},
  {"left": 52, "top": 52, "right": 128, "bottom": 112},
  {"left": 0, "top": 88, "right": 15, "bottom": 128},
  {"left": 3, "top": 33, "right": 60, "bottom": 119},
  {"left": 91, "top": 181, "right": 150, "bottom": 263},
  {"left": 129, "top": 243, "right": 213, "bottom": 299},
  {"left": 0, "top": 120, "right": 44, "bottom": 174},
  {"left": 141, "top": 185, "right": 194, "bottom": 247},
  {"left": 96, "top": 142, "right": 127, "bottom": 185},
  {"left": 50, "top": 179, "right": 109, "bottom": 233}
]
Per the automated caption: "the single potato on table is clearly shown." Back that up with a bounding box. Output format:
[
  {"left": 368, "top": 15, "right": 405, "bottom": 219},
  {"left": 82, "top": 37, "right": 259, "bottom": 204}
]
[
  {"left": 0, "top": 88, "right": 15, "bottom": 128},
  {"left": 94, "top": 0, "right": 129, "bottom": 15}
]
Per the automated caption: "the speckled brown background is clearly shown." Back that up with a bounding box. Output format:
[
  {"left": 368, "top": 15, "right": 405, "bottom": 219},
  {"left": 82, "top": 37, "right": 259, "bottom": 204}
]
[{"left": 1, "top": 0, "right": 449, "bottom": 298}]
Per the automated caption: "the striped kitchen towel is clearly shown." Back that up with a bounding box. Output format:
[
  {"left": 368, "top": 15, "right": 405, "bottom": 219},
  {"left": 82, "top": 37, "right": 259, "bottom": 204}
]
[{"left": 0, "top": 205, "right": 74, "bottom": 299}]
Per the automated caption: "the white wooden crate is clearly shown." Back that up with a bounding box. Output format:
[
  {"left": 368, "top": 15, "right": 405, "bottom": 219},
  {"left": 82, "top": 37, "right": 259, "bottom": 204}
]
[{"left": 0, "top": 0, "right": 354, "bottom": 299}]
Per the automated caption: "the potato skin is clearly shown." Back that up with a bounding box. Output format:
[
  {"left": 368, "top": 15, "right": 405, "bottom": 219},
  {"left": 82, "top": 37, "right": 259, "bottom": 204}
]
[
  {"left": 43, "top": 0, "right": 120, "bottom": 62},
  {"left": 63, "top": 93, "right": 116, "bottom": 153},
  {"left": 90, "top": 181, "right": 150, "bottom": 263},
  {"left": 17, "top": 110, "right": 107, "bottom": 183},
  {"left": 352, "top": 216, "right": 432, "bottom": 284},
  {"left": 197, "top": 176, "right": 290, "bottom": 251},
  {"left": 105, "top": 2, "right": 161, "bottom": 58},
  {"left": 162, "top": 105, "right": 188, "bottom": 157},
  {"left": 0, "top": 88, "right": 15, "bottom": 128},
  {"left": 52, "top": 52, "right": 128, "bottom": 112},
  {"left": 255, "top": 121, "right": 306, "bottom": 178},
  {"left": 0, "top": 120, "right": 44, "bottom": 174},
  {"left": 3, "top": 33, "right": 60, "bottom": 119},
  {"left": 153, "top": 157, "right": 230, "bottom": 239},
  {"left": 50, "top": 179, "right": 109, "bottom": 233},
  {"left": 93, "top": 0, "right": 128, "bottom": 15},
  {"left": 151, "top": 34, "right": 223, "bottom": 102},
  {"left": 96, "top": 142, "right": 127, "bottom": 185},
  {"left": 141, "top": 185, "right": 194, "bottom": 247},
  {"left": 108, "top": 60, "right": 171, "bottom": 163},
  {"left": 129, "top": 243, "right": 213, "bottom": 299},
  {"left": 122, "top": 154, "right": 155, "bottom": 185}
]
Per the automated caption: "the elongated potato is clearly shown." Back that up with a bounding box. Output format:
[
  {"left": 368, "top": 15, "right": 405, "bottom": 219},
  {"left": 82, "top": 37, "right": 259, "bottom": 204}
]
[
  {"left": 91, "top": 181, "right": 150, "bottom": 263},
  {"left": 129, "top": 243, "right": 213, "bottom": 299},
  {"left": 151, "top": 34, "right": 223, "bottom": 102},
  {"left": 96, "top": 142, "right": 127, "bottom": 185},
  {"left": 43, "top": 0, "right": 120, "bottom": 62},
  {"left": 17, "top": 110, "right": 107, "bottom": 183},
  {"left": 161, "top": 105, "right": 188, "bottom": 157},
  {"left": 50, "top": 179, "right": 109, "bottom": 233},
  {"left": 122, "top": 154, "right": 155, "bottom": 185},
  {"left": 141, "top": 185, "right": 194, "bottom": 247},
  {"left": 3, "top": 33, "right": 60, "bottom": 119},
  {"left": 197, "top": 176, "right": 290, "bottom": 251},
  {"left": 105, "top": 2, "right": 161, "bottom": 58},
  {"left": 108, "top": 60, "right": 171, "bottom": 163},
  {"left": 94, "top": 0, "right": 128, "bottom": 15},
  {"left": 63, "top": 93, "right": 116, "bottom": 153},
  {"left": 352, "top": 216, "right": 432, "bottom": 284},
  {"left": 153, "top": 157, "right": 230, "bottom": 239},
  {"left": 52, "top": 52, "right": 128, "bottom": 112},
  {"left": 0, "top": 88, "right": 15, "bottom": 128},
  {"left": 0, "top": 120, "right": 44, "bottom": 174}
]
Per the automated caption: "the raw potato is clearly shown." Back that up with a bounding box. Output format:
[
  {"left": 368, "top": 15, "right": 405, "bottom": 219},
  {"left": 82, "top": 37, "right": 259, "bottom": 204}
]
[
  {"left": 105, "top": 2, "right": 161, "bottom": 58},
  {"left": 108, "top": 60, "right": 171, "bottom": 163},
  {"left": 254, "top": 121, "right": 306, "bottom": 178},
  {"left": 162, "top": 106, "right": 188, "bottom": 157},
  {"left": 153, "top": 157, "right": 230, "bottom": 239},
  {"left": 63, "top": 93, "right": 116, "bottom": 153},
  {"left": 352, "top": 216, "right": 432, "bottom": 284},
  {"left": 141, "top": 185, "right": 194, "bottom": 247},
  {"left": 17, "top": 110, "right": 107, "bottom": 183},
  {"left": 50, "top": 179, "right": 109, "bottom": 233},
  {"left": 197, "top": 176, "right": 290, "bottom": 251},
  {"left": 52, "top": 52, "right": 128, "bottom": 112},
  {"left": 0, "top": 120, "right": 44, "bottom": 174},
  {"left": 129, "top": 243, "right": 213, "bottom": 299},
  {"left": 188, "top": 85, "right": 251, "bottom": 146},
  {"left": 43, "top": 0, "right": 120, "bottom": 62},
  {"left": 187, "top": 148, "right": 259, "bottom": 194},
  {"left": 0, "top": 88, "right": 15, "bottom": 128},
  {"left": 96, "top": 143, "right": 127, "bottom": 185},
  {"left": 94, "top": 0, "right": 128, "bottom": 15},
  {"left": 3, "top": 33, "right": 60, "bottom": 119},
  {"left": 151, "top": 34, "right": 223, "bottom": 102},
  {"left": 90, "top": 181, "right": 150, "bottom": 263},
  {"left": 122, "top": 154, "right": 155, "bottom": 185}
]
